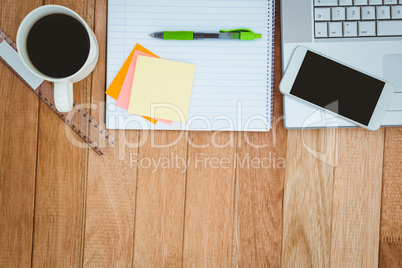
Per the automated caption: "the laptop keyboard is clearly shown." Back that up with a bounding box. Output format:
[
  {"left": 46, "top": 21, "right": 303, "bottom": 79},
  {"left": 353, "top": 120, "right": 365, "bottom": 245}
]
[{"left": 314, "top": 0, "right": 402, "bottom": 38}]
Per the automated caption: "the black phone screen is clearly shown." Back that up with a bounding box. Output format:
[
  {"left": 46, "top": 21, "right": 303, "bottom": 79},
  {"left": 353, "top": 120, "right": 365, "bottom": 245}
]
[{"left": 290, "top": 50, "right": 385, "bottom": 126}]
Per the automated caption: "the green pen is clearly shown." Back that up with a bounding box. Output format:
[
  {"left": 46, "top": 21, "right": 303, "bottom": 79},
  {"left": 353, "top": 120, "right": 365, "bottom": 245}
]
[{"left": 149, "top": 29, "right": 262, "bottom": 41}]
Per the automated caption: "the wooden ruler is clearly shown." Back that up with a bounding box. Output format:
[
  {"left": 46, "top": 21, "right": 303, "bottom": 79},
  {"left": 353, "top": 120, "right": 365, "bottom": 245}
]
[{"left": 0, "top": 28, "right": 116, "bottom": 156}]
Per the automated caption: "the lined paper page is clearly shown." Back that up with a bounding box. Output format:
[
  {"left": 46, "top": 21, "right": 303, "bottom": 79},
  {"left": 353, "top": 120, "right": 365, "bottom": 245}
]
[{"left": 106, "top": 0, "right": 274, "bottom": 131}]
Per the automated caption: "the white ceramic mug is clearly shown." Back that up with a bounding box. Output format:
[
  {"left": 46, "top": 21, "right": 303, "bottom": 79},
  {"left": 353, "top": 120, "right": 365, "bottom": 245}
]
[{"left": 17, "top": 5, "right": 99, "bottom": 112}]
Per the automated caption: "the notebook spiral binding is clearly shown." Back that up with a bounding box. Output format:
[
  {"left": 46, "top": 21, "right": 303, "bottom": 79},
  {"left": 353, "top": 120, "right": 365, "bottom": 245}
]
[{"left": 266, "top": 0, "right": 275, "bottom": 131}]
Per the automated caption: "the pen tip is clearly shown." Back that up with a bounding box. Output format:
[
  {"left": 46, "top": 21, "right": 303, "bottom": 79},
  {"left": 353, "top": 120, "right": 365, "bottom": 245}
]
[{"left": 149, "top": 33, "right": 155, "bottom": 37}]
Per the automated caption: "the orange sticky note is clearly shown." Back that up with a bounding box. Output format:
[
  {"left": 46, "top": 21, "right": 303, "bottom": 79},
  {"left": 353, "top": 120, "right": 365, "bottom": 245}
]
[
  {"left": 105, "top": 49, "right": 134, "bottom": 100},
  {"left": 105, "top": 44, "right": 158, "bottom": 100},
  {"left": 142, "top": 116, "right": 158, "bottom": 124},
  {"left": 106, "top": 44, "right": 160, "bottom": 125}
]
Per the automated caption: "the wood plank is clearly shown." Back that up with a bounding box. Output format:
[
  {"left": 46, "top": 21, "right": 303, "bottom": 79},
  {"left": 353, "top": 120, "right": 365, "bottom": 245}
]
[
  {"left": 83, "top": 136, "right": 138, "bottom": 267},
  {"left": 133, "top": 131, "right": 187, "bottom": 267},
  {"left": 83, "top": 0, "right": 139, "bottom": 266},
  {"left": 32, "top": 0, "right": 94, "bottom": 266},
  {"left": 233, "top": 130, "right": 286, "bottom": 267},
  {"left": 282, "top": 129, "right": 337, "bottom": 268},
  {"left": 330, "top": 129, "right": 384, "bottom": 268},
  {"left": 182, "top": 132, "right": 237, "bottom": 267},
  {"left": 379, "top": 127, "right": 402, "bottom": 268},
  {"left": 379, "top": 243, "right": 402, "bottom": 268},
  {"left": 0, "top": 0, "right": 41, "bottom": 266},
  {"left": 232, "top": 1, "right": 286, "bottom": 265}
]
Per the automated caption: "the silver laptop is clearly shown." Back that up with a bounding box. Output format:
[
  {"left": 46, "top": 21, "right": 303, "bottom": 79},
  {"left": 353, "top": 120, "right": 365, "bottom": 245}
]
[{"left": 281, "top": 0, "right": 402, "bottom": 129}]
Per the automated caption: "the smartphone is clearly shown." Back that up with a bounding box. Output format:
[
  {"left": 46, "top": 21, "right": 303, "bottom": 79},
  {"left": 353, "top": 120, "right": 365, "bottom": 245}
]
[{"left": 279, "top": 46, "right": 395, "bottom": 131}]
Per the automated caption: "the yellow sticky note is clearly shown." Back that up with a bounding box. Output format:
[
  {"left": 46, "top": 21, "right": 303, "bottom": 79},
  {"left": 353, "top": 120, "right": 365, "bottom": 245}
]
[{"left": 128, "top": 56, "right": 195, "bottom": 123}]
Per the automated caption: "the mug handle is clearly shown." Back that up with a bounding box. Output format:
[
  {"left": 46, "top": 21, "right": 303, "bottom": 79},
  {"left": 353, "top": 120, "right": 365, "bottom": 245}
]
[{"left": 54, "top": 80, "right": 73, "bottom": 112}]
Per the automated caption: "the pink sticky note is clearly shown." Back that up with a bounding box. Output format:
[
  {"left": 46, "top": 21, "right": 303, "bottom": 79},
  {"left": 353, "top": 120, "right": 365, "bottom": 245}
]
[
  {"left": 116, "top": 51, "right": 157, "bottom": 109},
  {"left": 116, "top": 50, "right": 173, "bottom": 126},
  {"left": 156, "top": 119, "right": 173, "bottom": 125}
]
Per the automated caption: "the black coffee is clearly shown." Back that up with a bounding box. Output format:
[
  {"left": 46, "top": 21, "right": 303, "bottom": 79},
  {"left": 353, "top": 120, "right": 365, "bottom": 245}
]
[{"left": 27, "top": 14, "right": 90, "bottom": 78}]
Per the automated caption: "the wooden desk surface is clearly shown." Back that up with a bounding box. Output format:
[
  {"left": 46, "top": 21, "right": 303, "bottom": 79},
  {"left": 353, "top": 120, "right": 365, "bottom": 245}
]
[{"left": 0, "top": 0, "right": 401, "bottom": 267}]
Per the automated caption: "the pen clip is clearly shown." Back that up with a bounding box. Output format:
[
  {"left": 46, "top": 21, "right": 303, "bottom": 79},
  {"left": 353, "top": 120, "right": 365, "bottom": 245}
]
[
  {"left": 219, "top": 29, "right": 262, "bottom": 40},
  {"left": 220, "top": 28, "right": 254, "bottom": 33}
]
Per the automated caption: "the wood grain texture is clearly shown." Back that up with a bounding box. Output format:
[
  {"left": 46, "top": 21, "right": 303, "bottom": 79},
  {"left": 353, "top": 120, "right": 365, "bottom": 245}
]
[
  {"left": 0, "top": 0, "right": 41, "bottom": 266},
  {"left": 133, "top": 131, "right": 187, "bottom": 267},
  {"left": 232, "top": 2, "right": 286, "bottom": 265},
  {"left": 83, "top": 0, "right": 138, "bottom": 266},
  {"left": 233, "top": 130, "right": 285, "bottom": 268},
  {"left": 31, "top": 0, "right": 94, "bottom": 267},
  {"left": 330, "top": 129, "right": 384, "bottom": 268},
  {"left": 282, "top": 129, "right": 337, "bottom": 268},
  {"left": 379, "top": 243, "right": 402, "bottom": 268},
  {"left": 379, "top": 127, "right": 402, "bottom": 268},
  {"left": 83, "top": 135, "right": 138, "bottom": 267},
  {"left": 182, "top": 132, "right": 237, "bottom": 267},
  {"left": 2, "top": 1, "right": 401, "bottom": 267}
]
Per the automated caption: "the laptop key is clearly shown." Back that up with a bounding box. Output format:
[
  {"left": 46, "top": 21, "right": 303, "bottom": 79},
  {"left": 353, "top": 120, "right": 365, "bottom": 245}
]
[
  {"left": 347, "top": 6, "right": 361, "bottom": 20},
  {"left": 378, "top": 20, "right": 402, "bottom": 36},
  {"left": 377, "top": 6, "right": 391, "bottom": 19},
  {"left": 369, "top": 0, "right": 383, "bottom": 4},
  {"left": 329, "top": 22, "right": 343, "bottom": 37},
  {"left": 354, "top": 0, "right": 368, "bottom": 5},
  {"left": 384, "top": 0, "right": 398, "bottom": 4},
  {"left": 315, "top": 8, "right": 331, "bottom": 21},
  {"left": 315, "top": 22, "right": 328, "bottom": 37},
  {"left": 314, "top": 0, "right": 338, "bottom": 6},
  {"left": 343, "top": 21, "right": 358, "bottom": 36},
  {"left": 332, "top": 7, "right": 346, "bottom": 20},
  {"left": 339, "top": 0, "right": 353, "bottom": 5},
  {"left": 358, "top": 21, "right": 376, "bottom": 36},
  {"left": 362, "top": 6, "right": 376, "bottom": 20},
  {"left": 391, "top": 6, "right": 402, "bottom": 19}
]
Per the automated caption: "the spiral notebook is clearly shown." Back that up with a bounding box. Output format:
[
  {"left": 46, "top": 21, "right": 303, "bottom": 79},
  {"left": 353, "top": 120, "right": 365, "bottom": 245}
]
[{"left": 106, "top": 0, "right": 275, "bottom": 131}]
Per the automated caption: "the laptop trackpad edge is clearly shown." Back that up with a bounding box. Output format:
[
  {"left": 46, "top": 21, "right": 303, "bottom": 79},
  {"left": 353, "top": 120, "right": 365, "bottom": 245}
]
[{"left": 384, "top": 54, "right": 402, "bottom": 111}]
